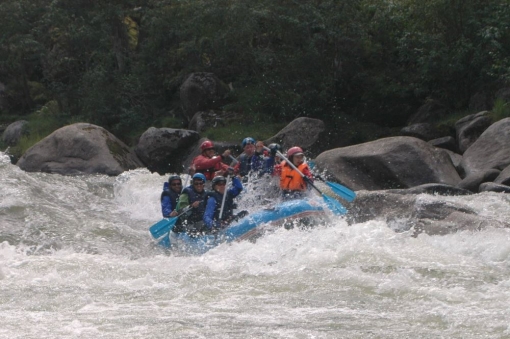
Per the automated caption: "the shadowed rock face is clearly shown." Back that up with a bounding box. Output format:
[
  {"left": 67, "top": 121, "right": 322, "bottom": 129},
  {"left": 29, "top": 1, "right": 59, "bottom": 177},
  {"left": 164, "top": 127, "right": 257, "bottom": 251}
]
[
  {"left": 135, "top": 127, "right": 200, "bottom": 174},
  {"left": 2, "top": 120, "right": 28, "bottom": 146},
  {"left": 455, "top": 111, "right": 492, "bottom": 154},
  {"left": 17, "top": 123, "right": 143, "bottom": 176},
  {"left": 180, "top": 73, "right": 230, "bottom": 122},
  {"left": 314, "top": 136, "right": 461, "bottom": 191},
  {"left": 264, "top": 117, "right": 326, "bottom": 154}
]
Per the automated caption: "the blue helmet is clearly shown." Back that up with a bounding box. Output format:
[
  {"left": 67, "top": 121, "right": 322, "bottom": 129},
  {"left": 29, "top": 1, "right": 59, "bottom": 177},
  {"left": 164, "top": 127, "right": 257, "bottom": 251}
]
[
  {"left": 192, "top": 173, "right": 206, "bottom": 182},
  {"left": 242, "top": 137, "right": 256, "bottom": 148}
]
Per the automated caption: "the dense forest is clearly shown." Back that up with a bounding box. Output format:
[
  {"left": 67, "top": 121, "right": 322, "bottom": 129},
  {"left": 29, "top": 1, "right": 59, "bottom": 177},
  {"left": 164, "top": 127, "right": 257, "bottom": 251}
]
[{"left": 1, "top": 0, "right": 510, "bottom": 149}]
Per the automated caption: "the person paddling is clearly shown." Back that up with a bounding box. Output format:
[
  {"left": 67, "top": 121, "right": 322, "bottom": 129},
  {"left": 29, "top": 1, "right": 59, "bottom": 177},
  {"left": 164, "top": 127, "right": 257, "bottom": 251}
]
[
  {"left": 160, "top": 175, "right": 182, "bottom": 218},
  {"left": 203, "top": 174, "right": 244, "bottom": 232},
  {"left": 272, "top": 146, "right": 313, "bottom": 200},
  {"left": 173, "top": 173, "right": 208, "bottom": 233},
  {"left": 190, "top": 140, "right": 232, "bottom": 181}
]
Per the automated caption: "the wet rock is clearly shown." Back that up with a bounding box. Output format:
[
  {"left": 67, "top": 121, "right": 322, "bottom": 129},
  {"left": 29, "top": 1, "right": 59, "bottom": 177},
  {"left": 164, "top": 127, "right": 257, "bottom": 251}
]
[
  {"left": 455, "top": 111, "right": 492, "bottom": 154},
  {"left": 264, "top": 117, "right": 326, "bottom": 155},
  {"left": 478, "top": 182, "right": 510, "bottom": 193},
  {"left": 17, "top": 123, "right": 142, "bottom": 176},
  {"left": 457, "top": 169, "right": 501, "bottom": 192}
]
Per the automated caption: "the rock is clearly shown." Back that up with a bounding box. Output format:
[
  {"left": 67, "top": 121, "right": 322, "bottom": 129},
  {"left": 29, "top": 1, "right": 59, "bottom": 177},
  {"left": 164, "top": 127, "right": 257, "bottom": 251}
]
[
  {"left": 188, "top": 110, "right": 237, "bottom": 133},
  {"left": 457, "top": 169, "right": 500, "bottom": 192},
  {"left": 2, "top": 120, "right": 29, "bottom": 146},
  {"left": 407, "top": 99, "right": 449, "bottom": 125},
  {"left": 469, "top": 91, "right": 491, "bottom": 112},
  {"left": 439, "top": 149, "right": 462, "bottom": 173},
  {"left": 135, "top": 127, "right": 200, "bottom": 174},
  {"left": 495, "top": 87, "right": 510, "bottom": 102},
  {"left": 0, "top": 82, "right": 6, "bottom": 111},
  {"left": 314, "top": 136, "right": 461, "bottom": 191},
  {"left": 180, "top": 73, "right": 230, "bottom": 122},
  {"left": 17, "top": 123, "right": 143, "bottom": 176},
  {"left": 264, "top": 117, "right": 326, "bottom": 155},
  {"left": 428, "top": 136, "right": 458, "bottom": 153},
  {"left": 455, "top": 111, "right": 492, "bottom": 153},
  {"left": 383, "top": 183, "right": 472, "bottom": 196},
  {"left": 494, "top": 164, "right": 510, "bottom": 186},
  {"left": 400, "top": 123, "right": 441, "bottom": 141},
  {"left": 460, "top": 118, "right": 510, "bottom": 177},
  {"left": 346, "top": 190, "right": 509, "bottom": 236},
  {"left": 479, "top": 182, "right": 510, "bottom": 193}
]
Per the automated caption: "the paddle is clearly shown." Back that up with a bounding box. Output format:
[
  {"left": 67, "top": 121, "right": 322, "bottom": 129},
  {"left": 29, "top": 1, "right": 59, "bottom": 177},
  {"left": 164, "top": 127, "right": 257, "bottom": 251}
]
[
  {"left": 219, "top": 175, "right": 230, "bottom": 220},
  {"left": 264, "top": 147, "right": 347, "bottom": 215},
  {"left": 312, "top": 175, "right": 356, "bottom": 202},
  {"left": 228, "top": 154, "right": 239, "bottom": 165},
  {"left": 149, "top": 205, "right": 192, "bottom": 239}
]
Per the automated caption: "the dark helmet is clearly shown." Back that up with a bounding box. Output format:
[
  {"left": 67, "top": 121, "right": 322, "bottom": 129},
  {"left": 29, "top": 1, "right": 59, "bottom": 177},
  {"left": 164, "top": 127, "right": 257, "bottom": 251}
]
[
  {"left": 212, "top": 175, "right": 227, "bottom": 188},
  {"left": 192, "top": 173, "right": 206, "bottom": 182},
  {"left": 242, "top": 137, "right": 256, "bottom": 148},
  {"left": 200, "top": 140, "right": 214, "bottom": 151},
  {"left": 168, "top": 175, "right": 182, "bottom": 184}
]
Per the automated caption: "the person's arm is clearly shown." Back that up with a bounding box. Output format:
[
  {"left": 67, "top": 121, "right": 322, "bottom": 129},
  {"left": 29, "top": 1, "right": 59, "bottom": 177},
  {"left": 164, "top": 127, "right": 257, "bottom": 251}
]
[
  {"left": 203, "top": 196, "right": 219, "bottom": 229},
  {"left": 192, "top": 155, "right": 223, "bottom": 171},
  {"left": 228, "top": 176, "right": 243, "bottom": 198},
  {"left": 175, "top": 192, "right": 190, "bottom": 211},
  {"left": 302, "top": 164, "right": 314, "bottom": 182},
  {"left": 233, "top": 161, "right": 240, "bottom": 175},
  {"left": 161, "top": 195, "right": 172, "bottom": 218}
]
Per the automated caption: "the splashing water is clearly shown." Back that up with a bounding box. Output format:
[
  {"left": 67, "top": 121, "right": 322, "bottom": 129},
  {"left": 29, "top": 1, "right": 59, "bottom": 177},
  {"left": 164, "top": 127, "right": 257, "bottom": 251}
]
[{"left": 1, "top": 152, "right": 510, "bottom": 338}]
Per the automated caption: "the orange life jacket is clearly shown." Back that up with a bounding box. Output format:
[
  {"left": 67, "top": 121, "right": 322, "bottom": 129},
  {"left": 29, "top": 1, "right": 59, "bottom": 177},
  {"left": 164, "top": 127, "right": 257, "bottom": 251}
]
[{"left": 279, "top": 161, "right": 309, "bottom": 191}]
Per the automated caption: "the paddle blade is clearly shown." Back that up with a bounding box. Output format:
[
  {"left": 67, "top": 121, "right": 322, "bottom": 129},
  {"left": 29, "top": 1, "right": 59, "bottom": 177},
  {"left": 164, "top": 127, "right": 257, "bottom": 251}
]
[
  {"left": 322, "top": 194, "right": 347, "bottom": 215},
  {"left": 157, "top": 233, "right": 171, "bottom": 248},
  {"left": 149, "top": 217, "right": 178, "bottom": 239},
  {"left": 326, "top": 181, "right": 356, "bottom": 202}
]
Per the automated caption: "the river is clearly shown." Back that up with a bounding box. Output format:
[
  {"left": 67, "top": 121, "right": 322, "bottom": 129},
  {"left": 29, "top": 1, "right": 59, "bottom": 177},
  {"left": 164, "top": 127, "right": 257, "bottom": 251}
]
[{"left": 1, "top": 151, "right": 510, "bottom": 338}]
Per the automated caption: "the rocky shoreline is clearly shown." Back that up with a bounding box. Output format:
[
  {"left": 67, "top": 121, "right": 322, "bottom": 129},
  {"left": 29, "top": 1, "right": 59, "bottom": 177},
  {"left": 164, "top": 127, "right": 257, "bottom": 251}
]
[{"left": 3, "top": 113, "right": 510, "bottom": 237}]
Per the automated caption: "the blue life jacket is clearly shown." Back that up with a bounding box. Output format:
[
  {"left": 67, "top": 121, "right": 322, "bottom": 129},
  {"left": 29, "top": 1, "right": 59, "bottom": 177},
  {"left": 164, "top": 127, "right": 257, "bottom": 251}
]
[
  {"left": 160, "top": 182, "right": 180, "bottom": 217},
  {"left": 206, "top": 191, "right": 236, "bottom": 222}
]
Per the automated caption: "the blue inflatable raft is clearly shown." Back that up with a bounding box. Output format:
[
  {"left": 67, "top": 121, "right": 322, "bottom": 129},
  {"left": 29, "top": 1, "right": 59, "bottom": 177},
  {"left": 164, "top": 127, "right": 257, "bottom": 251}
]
[{"left": 160, "top": 198, "right": 329, "bottom": 255}]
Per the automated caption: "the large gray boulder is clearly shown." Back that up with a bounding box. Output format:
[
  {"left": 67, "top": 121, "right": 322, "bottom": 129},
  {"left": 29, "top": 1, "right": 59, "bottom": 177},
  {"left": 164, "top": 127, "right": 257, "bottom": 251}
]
[
  {"left": 135, "top": 127, "right": 200, "bottom": 174},
  {"left": 460, "top": 118, "right": 510, "bottom": 177},
  {"left": 2, "top": 120, "right": 29, "bottom": 146},
  {"left": 180, "top": 73, "right": 230, "bottom": 122},
  {"left": 346, "top": 190, "right": 509, "bottom": 236},
  {"left": 455, "top": 111, "right": 492, "bottom": 154},
  {"left": 314, "top": 136, "right": 461, "bottom": 191},
  {"left": 17, "top": 123, "right": 143, "bottom": 176},
  {"left": 264, "top": 117, "right": 325, "bottom": 155}
]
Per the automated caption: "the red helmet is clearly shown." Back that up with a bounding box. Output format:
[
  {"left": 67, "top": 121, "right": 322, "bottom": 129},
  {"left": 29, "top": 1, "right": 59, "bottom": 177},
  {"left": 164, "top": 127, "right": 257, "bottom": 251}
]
[
  {"left": 200, "top": 140, "right": 214, "bottom": 151},
  {"left": 287, "top": 146, "right": 304, "bottom": 158}
]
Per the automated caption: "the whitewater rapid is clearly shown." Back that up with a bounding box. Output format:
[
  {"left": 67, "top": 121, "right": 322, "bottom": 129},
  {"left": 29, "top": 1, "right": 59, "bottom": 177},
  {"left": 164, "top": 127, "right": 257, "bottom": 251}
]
[{"left": 1, "top": 151, "right": 510, "bottom": 338}]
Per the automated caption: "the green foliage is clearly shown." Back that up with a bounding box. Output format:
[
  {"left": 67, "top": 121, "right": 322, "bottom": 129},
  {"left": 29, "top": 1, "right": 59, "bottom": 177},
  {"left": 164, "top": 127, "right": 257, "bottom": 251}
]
[
  {"left": 1, "top": 0, "right": 510, "bottom": 144},
  {"left": 490, "top": 98, "right": 510, "bottom": 121}
]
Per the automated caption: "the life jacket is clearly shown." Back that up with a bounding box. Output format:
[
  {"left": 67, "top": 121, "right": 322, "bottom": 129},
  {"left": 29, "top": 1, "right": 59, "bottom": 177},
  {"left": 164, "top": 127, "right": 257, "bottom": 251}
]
[
  {"left": 279, "top": 161, "right": 309, "bottom": 191},
  {"left": 237, "top": 154, "right": 251, "bottom": 177},
  {"left": 207, "top": 190, "right": 236, "bottom": 222},
  {"left": 159, "top": 182, "right": 180, "bottom": 209},
  {"left": 181, "top": 186, "right": 207, "bottom": 223},
  {"left": 195, "top": 167, "right": 217, "bottom": 181}
]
